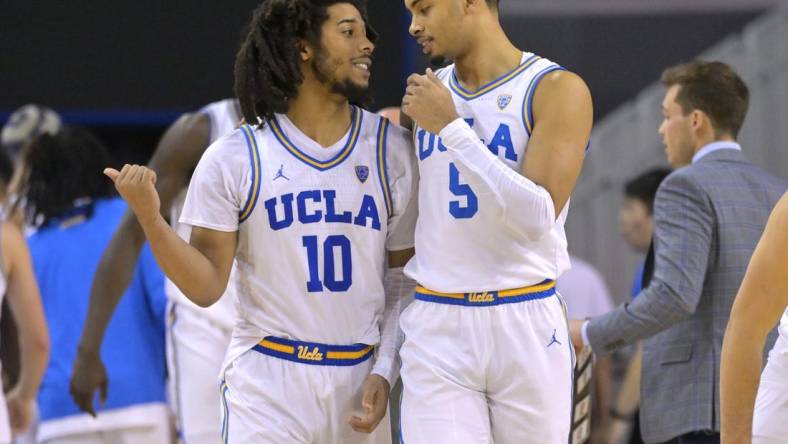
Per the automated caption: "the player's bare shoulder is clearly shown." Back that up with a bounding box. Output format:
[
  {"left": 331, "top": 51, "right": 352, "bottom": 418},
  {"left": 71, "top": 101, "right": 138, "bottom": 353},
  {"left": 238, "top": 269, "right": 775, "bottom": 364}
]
[{"left": 532, "top": 70, "right": 593, "bottom": 119}]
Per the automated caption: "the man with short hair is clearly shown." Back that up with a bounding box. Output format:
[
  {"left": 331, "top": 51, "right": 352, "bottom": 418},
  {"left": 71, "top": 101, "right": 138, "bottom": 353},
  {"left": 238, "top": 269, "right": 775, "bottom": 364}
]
[{"left": 571, "top": 60, "right": 787, "bottom": 443}]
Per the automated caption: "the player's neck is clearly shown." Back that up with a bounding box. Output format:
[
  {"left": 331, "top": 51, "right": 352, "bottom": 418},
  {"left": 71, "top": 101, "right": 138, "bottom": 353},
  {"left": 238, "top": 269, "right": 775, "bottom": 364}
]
[
  {"left": 453, "top": 27, "right": 522, "bottom": 92},
  {"left": 286, "top": 86, "right": 352, "bottom": 148}
]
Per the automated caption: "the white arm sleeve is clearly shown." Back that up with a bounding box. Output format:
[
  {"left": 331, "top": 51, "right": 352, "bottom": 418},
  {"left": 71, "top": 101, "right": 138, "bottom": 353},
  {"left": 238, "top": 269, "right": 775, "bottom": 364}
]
[
  {"left": 439, "top": 118, "right": 555, "bottom": 241},
  {"left": 371, "top": 267, "right": 416, "bottom": 386}
]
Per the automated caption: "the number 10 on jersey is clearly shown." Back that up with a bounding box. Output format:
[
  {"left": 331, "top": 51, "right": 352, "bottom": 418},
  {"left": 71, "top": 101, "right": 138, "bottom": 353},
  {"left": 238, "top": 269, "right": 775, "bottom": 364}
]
[{"left": 302, "top": 235, "right": 352, "bottom": 292}]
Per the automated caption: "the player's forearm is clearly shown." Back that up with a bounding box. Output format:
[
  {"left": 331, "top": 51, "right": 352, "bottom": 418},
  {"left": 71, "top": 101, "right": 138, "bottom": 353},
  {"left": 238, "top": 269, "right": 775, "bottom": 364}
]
[
  {"left": 372, "top": 267, "right": 415, "bottom": 385},
  {"left": 720, "top": 323, "right": 765, "bottom": 444},
  {"left": 139, "top": 214, "right": 227, "bottom": 307},
  {"left": 439, "top": 119, "right": 555, "bottom": 241},
  {"left": 16, "top": 327, "right": 49, "bottom": 400},
  {"left": 12, "top": 293, "right": 49, "bottom": 401},
  {"left": 78, "top": 215, "right": 146, "bottom": 352}
]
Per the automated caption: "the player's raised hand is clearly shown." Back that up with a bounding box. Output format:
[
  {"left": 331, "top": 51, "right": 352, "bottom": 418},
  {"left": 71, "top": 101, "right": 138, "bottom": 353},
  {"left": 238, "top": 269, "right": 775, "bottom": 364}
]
[
  {"left": 69, "top": 348, "right": 108, "bottom": 417},
  {"left": 349, "top": 374, "right": 390, "bottom": 434},
  {"left": 401, "top": 68, "right": 459, "bottom": 135},
  {"left": 104, "top": 164, "right": 160, "bottom": 226}
]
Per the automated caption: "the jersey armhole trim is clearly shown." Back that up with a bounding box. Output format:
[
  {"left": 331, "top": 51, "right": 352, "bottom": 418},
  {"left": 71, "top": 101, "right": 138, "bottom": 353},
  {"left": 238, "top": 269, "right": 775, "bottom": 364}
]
[
  {"left": 199, "top": 110, "right": 214, "bottom": 147},
  {"left": 522, "top": 64, "right": 566, "bottom": 136},
  {"left": 376, "top": 117, "right": 394, "bottom": 218},
  {"left": 239, "top": 124, "right": 262, "bottom": 223}
]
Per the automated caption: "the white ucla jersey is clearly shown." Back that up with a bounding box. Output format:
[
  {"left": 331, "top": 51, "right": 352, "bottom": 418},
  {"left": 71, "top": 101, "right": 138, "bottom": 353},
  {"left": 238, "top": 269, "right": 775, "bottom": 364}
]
[
  {"left": 200, "top": 98, "right": 243, "bottom": 145},
  {"left": 179, "top": 106, "right": 417, "bottom": 366},
  {"left": 167, "top": 98, "right": 242, "bottom": 330},
  {"left": 405, "top": 52, "right": 571, "bottom": 293}
]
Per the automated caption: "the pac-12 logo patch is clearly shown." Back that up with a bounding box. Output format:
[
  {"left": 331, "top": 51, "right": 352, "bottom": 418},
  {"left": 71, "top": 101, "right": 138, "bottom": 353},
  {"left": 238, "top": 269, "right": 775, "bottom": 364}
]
[
  {"left": 497, "top": 94, "right": 512, "bottom": 110},
  {"left": 355, "top": 165, "right": 369, "bottom": 183}
]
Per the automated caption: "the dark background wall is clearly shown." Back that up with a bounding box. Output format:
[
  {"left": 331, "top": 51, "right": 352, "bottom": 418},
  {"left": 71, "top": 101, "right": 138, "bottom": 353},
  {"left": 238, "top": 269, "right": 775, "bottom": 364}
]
[{"left": 0, "top": 2, "right": 767, "bottom": 163}]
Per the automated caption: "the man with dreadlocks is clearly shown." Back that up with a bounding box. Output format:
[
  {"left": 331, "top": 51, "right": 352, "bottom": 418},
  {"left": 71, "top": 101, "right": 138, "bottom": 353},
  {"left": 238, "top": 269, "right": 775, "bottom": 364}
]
[{"left": 105, "top": 0, "right": 418, "bottom": 442}]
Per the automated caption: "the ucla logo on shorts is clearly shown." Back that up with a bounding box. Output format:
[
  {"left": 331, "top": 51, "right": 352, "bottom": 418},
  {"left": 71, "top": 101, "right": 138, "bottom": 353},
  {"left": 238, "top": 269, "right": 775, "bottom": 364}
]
[
  {"left": 468, "top": 291, "right": 496, "bottom": 303},
  {"left": 497, "top": 94, "right": 512, "bottom": 110},
  {"left": 297, "top": 345, "right": 324, "bottom": 361},
  {"left": 355, "top": 165, "right": 369, "bottom": 183}
]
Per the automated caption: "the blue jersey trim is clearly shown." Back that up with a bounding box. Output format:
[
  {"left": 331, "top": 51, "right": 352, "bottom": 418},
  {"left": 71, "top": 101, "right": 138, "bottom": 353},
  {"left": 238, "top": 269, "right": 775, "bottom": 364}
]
[
  {"left": 450, "top": 54, "right": 541, "bottom": 100},
  {"left": 376, "top": 117, "right": 394, "bottom": 218},
  {"left": 239, "top": 124, "right": 262, "bottom": 223},
  {"left": 269, "top": 106, "right": 362, "bottom": 171},
  {"left": 220, "top": 380, "right": 230, "bottom": 444},
  {"left": 198, "top": 109, "right": 214, "bottom": 146},
  {"left": 522, "top": 65, "right": 566, "bottom": 136}
]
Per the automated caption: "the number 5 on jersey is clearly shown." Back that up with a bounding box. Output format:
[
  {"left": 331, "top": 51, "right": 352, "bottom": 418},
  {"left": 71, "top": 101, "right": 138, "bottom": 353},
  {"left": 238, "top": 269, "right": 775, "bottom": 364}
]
[{"left": 449, "top": 163, "right": 478, "bottom": 219}]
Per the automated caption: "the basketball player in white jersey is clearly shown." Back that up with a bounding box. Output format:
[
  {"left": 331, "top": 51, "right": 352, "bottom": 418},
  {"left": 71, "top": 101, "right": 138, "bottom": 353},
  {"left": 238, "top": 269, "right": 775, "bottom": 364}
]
[
  {"left": 399, "top": 0, "right": 593, "bottom": 442},
  {"left": 721, "top": 192, "right": 788, "bottom": 444},
  {"left": 69, "top": 99, "right": 242, "bottom": 443},
  {"left": 104, "top": 0, "right": 417, "bottom": 442},
  {"left": 0, "top": 220, "right": 49, "bottom": 443}
]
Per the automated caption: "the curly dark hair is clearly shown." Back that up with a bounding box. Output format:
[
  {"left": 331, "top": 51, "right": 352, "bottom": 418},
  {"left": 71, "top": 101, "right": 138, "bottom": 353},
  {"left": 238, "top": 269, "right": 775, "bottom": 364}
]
[
  {"left": 21, "top": 127, "right": 112, "bottom": 226},
  {"left": 234, "top": 0, "right": 375, "bottom": 127}
]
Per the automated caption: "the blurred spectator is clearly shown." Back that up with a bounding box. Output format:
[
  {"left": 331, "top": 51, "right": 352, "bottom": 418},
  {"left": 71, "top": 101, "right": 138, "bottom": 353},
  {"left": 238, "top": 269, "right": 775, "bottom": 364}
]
[
  {"left": 0, "top": 184, "right": 49, "bottom": 442},
  {"left": 619, "top": 169, "right": 671, "bottom": 298},
  {"left": 558, "top": 255, "right": 615, "bottom": 444},
  {"left": 0, "top": 105, "right": 61, "bottom": 164},
  {"left": 19, "top": 128, "right": 170, "bottom": 443},
  {"left": 0, "top": 148, "right": 20, "bottom": 392},
  {"left": 574, "top": 61, "right": 787, "bottom": 443},
  {"left": 609, "top": 168, "right": 670, "bottom": 444},
  {"left": 0, "top": 105, "right": 62, "bottom": 231}
]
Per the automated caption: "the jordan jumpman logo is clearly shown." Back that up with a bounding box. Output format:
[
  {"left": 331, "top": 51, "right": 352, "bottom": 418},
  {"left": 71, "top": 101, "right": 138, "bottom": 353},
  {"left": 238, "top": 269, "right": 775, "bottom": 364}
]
[
  {"left": 274, "top": 164, "right": 289, "bottom": 181},
  {"left": 547, "top": 329, "right": 562, "bottom": 348}
]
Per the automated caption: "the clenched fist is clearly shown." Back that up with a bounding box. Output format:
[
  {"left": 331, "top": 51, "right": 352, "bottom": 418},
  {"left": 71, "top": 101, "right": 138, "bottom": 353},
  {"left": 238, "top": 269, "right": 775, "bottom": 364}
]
[
  {"left": 104, "top": 164, "right": 160, "bottom": 225},
  {"left": 401, "top": 68, "right": 459, "bottom": 135}
]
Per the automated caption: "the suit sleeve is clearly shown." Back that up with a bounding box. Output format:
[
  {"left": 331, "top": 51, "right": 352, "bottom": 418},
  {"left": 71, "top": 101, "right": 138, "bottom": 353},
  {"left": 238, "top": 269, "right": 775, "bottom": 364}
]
[{"left": 586, "top": 171, "right": 714, "bottom": 356}]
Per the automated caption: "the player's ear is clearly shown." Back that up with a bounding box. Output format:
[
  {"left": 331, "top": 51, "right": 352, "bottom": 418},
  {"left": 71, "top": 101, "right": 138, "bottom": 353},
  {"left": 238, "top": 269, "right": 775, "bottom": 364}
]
[
  {"left": 465, "top": 0, "right": 485, "bottom": 12},
  {"left": 297, "top": 40, "right": 312, "bottom": 62}
]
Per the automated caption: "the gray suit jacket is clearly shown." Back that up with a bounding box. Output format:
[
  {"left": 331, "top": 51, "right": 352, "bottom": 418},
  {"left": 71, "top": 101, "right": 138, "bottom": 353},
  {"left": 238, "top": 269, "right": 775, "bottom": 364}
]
[{"left": 586, "top": 149, "right": 787, "bottom": 443}]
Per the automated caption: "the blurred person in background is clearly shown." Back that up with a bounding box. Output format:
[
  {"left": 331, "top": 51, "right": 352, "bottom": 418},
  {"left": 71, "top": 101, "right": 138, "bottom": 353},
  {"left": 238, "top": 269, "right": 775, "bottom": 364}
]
[
  {"left": 0, "top": 151, "right": 49, "bottom": 444},
  {"left": 609, "top": 167, "right": 671, "bottom": 444},
  {"left": 0, "top": 105, "right": 62, "bottom": 227},
  {"left": 620, "top": 169, "right": 671, "bottom": 300},
  {"left": 571, "top": 61, "right": 787, "bottom": 444},
  {"left": 19, "top": 128, "right": 169, "bottom": 444},
  {"left": 70, "top": 98, "right": 242, "bottom": 444},
  {"left": 721, "top": 191, "right": 788, "bottom": 444},
  {"left": 0, "top": 105, "right": 62, "bottom": 165},
  {"left": 0, "top": 105, "right": 62, "bottom": 444},
  {"left": 557, "top": 255, "right": 615, "bottom": 444}
]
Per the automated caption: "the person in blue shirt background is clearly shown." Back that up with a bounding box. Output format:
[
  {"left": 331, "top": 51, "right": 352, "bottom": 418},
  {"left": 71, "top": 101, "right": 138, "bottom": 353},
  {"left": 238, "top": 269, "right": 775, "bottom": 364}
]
[
  {"left": 19, "top": 128, "right": 170, "bottom": 444},
  {"left": 619, "top": 168, "right": 671, "bottom": 298}
]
